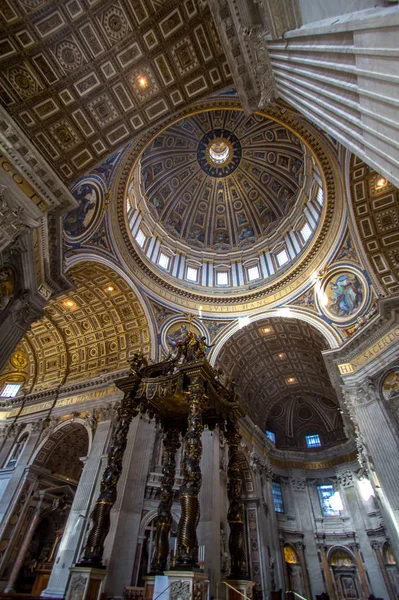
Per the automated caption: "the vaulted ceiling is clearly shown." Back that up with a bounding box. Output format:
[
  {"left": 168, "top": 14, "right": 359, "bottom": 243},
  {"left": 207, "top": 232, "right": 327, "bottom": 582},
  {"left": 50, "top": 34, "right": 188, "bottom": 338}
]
[
  {"left": 350, "top": 154, "right": 399, "bottom": 296},
  {"left": 0, "top": 0, "right": 231, "bottom": 183},
  {"left": 216, "top": 317, "right": 345, "bottom": 449},
  {"left": 0, "top": 261, "right": 151, "bottom": 393}
]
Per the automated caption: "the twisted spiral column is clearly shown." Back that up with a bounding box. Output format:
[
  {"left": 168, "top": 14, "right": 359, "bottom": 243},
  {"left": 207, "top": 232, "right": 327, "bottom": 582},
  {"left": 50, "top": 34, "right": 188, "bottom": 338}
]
[
  {"left": 79, "top": 372, "right": 142, "bottom": 567},
  {"left": 175, "top": 377, "right": 204, "bottom": 569},
  {"left": 151, "top": 427, "right": 181, "bottom": 573},
  {"left": 225, "top": 418, "right": 248, "bottom": 580}
]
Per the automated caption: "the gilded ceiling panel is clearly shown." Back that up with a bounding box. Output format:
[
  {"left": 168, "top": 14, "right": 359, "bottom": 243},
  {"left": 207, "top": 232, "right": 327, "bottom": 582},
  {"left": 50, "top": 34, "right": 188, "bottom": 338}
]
[
  {"left": 0, "top": 260, "right": 151, "bottom": 392},
  {"left": 350, "top": 155, "right": 399, "bottom": 296},
  {"left": 0, "top": 0, "right": 231, "bottom": 183}
]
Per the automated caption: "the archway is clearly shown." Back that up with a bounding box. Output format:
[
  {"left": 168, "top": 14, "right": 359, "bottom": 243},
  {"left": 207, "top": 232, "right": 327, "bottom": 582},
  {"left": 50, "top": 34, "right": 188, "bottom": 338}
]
[
  {"left": 3, "top": 421, "right": 89, "bottom": 595},
  {"left": 214, "top": 316, "right": 345, "bottom": 451}
]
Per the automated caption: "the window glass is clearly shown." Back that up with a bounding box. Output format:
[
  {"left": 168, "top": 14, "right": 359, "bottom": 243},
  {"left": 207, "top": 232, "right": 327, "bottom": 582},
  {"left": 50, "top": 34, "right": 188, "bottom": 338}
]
[
  {"left": 248, "top": 266, "right": 260, "bottom": 281},
  {"left": 276, "top": 249, "right": 289, "bottom": 267},
  {"left": 1, "top": 383, "right": 21, "bottom": 398},
  {"left": 135, "top": 229, "right": 146, "bottom": 248},
  {"left": 301, "top": 222, "right": 312, "bottom": 243},
  {"left": 216, "top": 271, "right": 228, "bottom": 286},
  {"left": 272, "top": 481, "right": 284, "bottom": 513},
  {"left": 158, "top": 253, "right": 170, "bottom": 270},
  {"left": 186, "top": 267, "right": 198, "bottom": 282},
  {"left": 266, "top": 430, "right": 276, "bottom": 444},
  {"left": 306, "top": 434, "right": 321, "bottom": 448},
  {"left": 317, "top": 484, "right": 340, "bottom": 516}
]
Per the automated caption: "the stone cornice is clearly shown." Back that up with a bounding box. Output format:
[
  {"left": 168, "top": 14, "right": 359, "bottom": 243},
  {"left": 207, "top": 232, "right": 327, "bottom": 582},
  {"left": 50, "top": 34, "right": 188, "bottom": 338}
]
[
  {"left": 0, "top": 105, "right": 77, "bottom": 214},
  {"left": 0, "top": 369, "right": 127, "bottom": 411}
]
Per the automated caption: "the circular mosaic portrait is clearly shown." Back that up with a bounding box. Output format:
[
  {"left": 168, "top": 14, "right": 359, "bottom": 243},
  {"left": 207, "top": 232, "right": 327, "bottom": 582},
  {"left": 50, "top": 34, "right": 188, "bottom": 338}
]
[
  {"left": 162, "top": 320, "right": 203, "bottom": 356},
  {"left": 382, "top": 370, "right": 399, "bottom": 401},
  {"left": 64, "top": 181, "right": 103, "bottom": 241},
  {"left": 320, "top": 270, "right": 366, "bottom": 322}
]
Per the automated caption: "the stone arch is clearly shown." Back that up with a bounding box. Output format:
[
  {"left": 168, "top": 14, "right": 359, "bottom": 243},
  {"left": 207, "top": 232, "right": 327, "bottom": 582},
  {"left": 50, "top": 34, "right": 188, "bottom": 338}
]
[
  {"left": 209, "top": 309, "right": 339, "bottom": 367},
  {"left": 328, "top": 546, "right": 356, "bottom": 566},
  {"left": 64, "top": 254, "right": 157, "bottom": 360},
  {"left": 214, "top": 314, "right": 345, "bottom": 450},
  {"left": 31, "top": 420, "right": 90, "bottom": 482}
]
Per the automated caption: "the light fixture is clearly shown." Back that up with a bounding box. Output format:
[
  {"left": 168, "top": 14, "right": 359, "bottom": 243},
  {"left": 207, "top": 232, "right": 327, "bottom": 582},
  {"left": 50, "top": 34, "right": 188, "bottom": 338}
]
[
  {"left": 137, "top": 75, "right": 148, "bottom": 88},
  {"left": 278, "top": 353, "right": 285, "bottom": 359},
  {"left": 375, "top": 176, "right": 387, "bottom": 190},
  {"left": 105, "top": 285, "right": 114, "bottom": 292},
  {"left": 64, "top": 299, "right": 76, "bottom": 309},
  {"left": 286, "top": 377, "right": 297, "bottom": 384},
  {"left": 263, "top": 327, "right": 271, "bottom": 333}
]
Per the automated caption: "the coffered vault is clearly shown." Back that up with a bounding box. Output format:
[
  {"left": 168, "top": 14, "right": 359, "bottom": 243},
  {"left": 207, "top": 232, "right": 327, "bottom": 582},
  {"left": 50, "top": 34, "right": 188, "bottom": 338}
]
[
  {"left": 215, "top": 316, "right": 345, "bottom": 449},
  {"left": 0, "top": 261, "right": 151, "bottom": 394}
]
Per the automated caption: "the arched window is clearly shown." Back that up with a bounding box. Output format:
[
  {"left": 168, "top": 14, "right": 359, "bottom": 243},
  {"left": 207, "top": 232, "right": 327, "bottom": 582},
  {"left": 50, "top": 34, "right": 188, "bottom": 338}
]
[{"left": 5, "top": 432, "right": 29, "bottom": 468}]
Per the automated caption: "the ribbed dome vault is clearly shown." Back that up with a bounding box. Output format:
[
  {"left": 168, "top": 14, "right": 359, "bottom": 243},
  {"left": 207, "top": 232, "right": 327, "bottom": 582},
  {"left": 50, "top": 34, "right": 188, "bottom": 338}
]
[{"left": 140, "top": 109, "right": 306, "bottom": 253}]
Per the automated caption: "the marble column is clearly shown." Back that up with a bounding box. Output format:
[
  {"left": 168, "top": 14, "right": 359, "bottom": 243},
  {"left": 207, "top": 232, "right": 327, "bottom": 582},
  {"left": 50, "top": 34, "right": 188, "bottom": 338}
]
[
  {"left": 318, "top": 544, "right": 336, "bottom": 600},
  {"left": 103, "top": 417, "right": 155, "bottom": 598},
  {"left": 4, "top": 494, "right": 44, "bottom": 592},
  {"left": 371, "top": 541, "right": 396, "bottom": 600},
  {"left": 0, "top": 293, "right": 44, "bottom": 373},
  {"left": 41, "top": 416, "right": 114, "bottom": 598},
  {"left": 0, "top": 425, "right": 41, "bottom": 528},
  {"left": 339, "top": 474, "right": 387, "bottom": 599},
  {"left": 197, "top": 427, "right": 221, "bottom": 595},
  {"left": 349, "top": 543, "right": 370, "bottom": 600},
  {"left": 290, "top": 477, "right": 324, "bottom": 596},
  {"left": 295, "top": 541, "right": 312, "bottom": 600},
  {"left": 343, "top": 382, "right": 399, "bottom": 558}
]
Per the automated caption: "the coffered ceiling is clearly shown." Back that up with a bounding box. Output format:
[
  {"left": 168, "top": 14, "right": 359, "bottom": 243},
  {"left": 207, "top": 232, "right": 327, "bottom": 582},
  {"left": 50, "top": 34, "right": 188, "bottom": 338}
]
[
  {"left": 350, "top": 154, "right": 399, "bottom": 296},
  {"left": 0, "top": 0, "right": 232, "bottom": 183}
]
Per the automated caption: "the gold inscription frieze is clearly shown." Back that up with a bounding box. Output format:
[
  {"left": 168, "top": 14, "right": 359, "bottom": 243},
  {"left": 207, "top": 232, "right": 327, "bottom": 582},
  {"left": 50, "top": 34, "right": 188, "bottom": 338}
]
[
  {"left": 8, "top": 385, "right": 120, "bottom": 418},
  {"left": 270, "top": 450, "right": 357, "bottom": 470},
  {"left": 338, "top": 325, "right": 399, "bottom": 376}
]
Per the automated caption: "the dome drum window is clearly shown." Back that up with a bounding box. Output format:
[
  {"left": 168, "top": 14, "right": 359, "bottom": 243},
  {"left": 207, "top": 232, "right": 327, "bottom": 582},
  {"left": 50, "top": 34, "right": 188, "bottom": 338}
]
[
  {"left": 216, "top": 271, "right": 229, "bottom": 286},
  {"left": 186, "top": 266, "right": 199, "bottom": 282},
  {"left": 158, "top": 252, "right": 170, "bottom": 270},
  {"left": 135, "top": 229, "right": 146, "bottom": 248},
  {"left": 247, "top": 265, "right": 260, "bottom": 282},
  {"left": 276, "top": 249, "right": 289, "bottom": 268}
]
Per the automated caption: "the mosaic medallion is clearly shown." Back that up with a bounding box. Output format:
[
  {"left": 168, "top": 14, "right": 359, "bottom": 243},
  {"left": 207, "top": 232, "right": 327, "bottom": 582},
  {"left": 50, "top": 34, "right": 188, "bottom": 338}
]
[
  {"left": 197, "top": 128, "right": 241, "bottom": 177},
  {"left": 319, "top": 269, "right": 367, "bottom": 322},
  {"left": 382, "top": 370, "right": 399, "bottom": 401},
  {"left": 162, "top": 320, "right": 202, "bottom": 355},
  {"left": 64, "top": 181, "right": 103, "bottom": 241}
]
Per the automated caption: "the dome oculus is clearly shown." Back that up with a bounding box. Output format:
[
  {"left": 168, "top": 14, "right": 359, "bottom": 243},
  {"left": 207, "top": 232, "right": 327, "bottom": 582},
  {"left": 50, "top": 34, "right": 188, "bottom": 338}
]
[
  {"left": 208, "top": 139, "right": 230, "bottom": 164},
  {"left": 197, "top": 129, "right": 241, "bottom": 177}
]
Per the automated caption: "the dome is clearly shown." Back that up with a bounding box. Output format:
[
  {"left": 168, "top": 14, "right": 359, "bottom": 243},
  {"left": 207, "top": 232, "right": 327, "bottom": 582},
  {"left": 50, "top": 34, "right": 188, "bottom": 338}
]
[
  {"left": 140, "top": 110, "right": 309, "bottom": 254},
  {"left": 126, "top": 108, "right": 324, "bottom": 292}
]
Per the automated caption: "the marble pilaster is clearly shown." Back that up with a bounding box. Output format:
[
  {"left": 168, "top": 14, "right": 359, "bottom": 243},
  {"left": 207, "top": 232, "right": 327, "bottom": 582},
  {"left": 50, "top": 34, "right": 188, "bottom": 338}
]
[
  {"left": 103, "top": 418, "right": 155, "bottom": 598},
  {"left": 41, "top": 417, "right": 114, "bottom": 598},
  {"left": 197, "top": 427, "right": 221, "bottom": 596}
]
